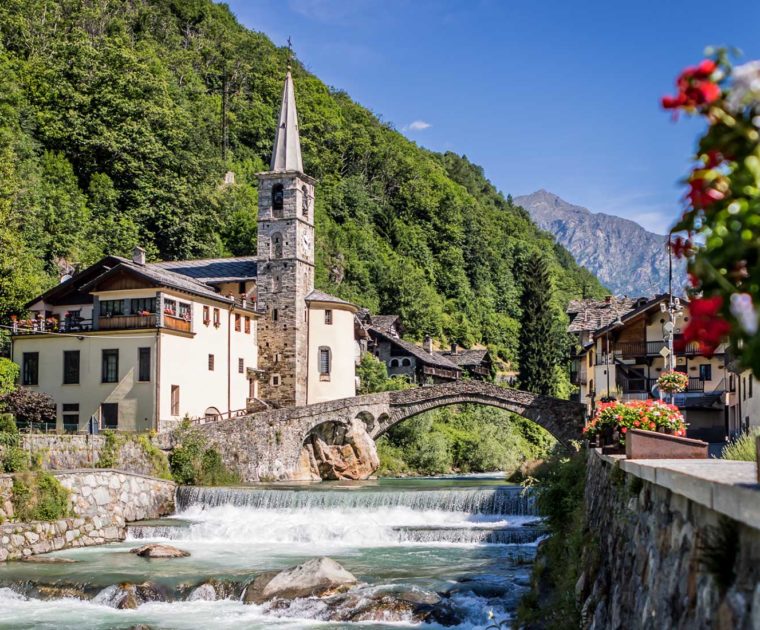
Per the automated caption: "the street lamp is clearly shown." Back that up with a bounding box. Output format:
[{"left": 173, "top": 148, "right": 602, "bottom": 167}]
[{"left": 660, "top": 297, "right": 684, "bottom": 403}]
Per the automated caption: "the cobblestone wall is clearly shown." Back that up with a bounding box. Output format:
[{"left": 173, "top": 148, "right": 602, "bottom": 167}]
[
  {"left": 580, "top": 452, "right": 760, "bottom": 629},
  {"left": 0, "top": 470, "right": 175, "bottom": 560}
]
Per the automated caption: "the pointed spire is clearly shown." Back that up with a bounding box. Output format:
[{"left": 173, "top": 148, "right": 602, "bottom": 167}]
[{"left": 270, "top": 71, "right": 303, "bottom": 173}]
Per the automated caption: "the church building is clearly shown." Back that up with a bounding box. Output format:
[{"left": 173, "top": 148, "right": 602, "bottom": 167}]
[{"left": 7, "top": 69, "right": 358, "bottom": 431}]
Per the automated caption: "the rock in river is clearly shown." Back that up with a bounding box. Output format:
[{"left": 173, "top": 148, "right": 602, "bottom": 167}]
[
  {"left": 130, "top": 544, "right": 190, "bottom": 558},
  {"left": 244, "top": 557, "right": 357, "bottom": 604}
]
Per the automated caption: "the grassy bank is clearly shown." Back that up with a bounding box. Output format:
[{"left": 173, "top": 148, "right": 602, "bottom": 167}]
[{"left": 376, "top": 405, "right": 555, "bottom": 477}]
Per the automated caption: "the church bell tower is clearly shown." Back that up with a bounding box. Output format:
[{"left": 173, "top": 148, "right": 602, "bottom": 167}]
[{"left": 256, "top": 69, "right": 315, "bottom": 408}]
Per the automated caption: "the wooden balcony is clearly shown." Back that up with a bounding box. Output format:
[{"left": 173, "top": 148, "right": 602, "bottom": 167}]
[
  {"left": 98, "top": 314, "right": 158, "bottom": 330},
  {"left": 164, "top": 314, "right": 192, "bottom": 333}
]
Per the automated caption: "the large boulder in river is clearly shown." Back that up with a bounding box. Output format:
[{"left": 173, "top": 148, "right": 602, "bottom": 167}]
[
  {"left": 244, "top": 557, "right": 357, "bottom": 604},
  {"left": 295, "top": 418, "right": 380, "bottom": 481},
  {"left": 94, "top": 582, "right": 167, "bottom": 609},
  {"left": 130, "top": 544, "right": 190, "bottom": 558}
]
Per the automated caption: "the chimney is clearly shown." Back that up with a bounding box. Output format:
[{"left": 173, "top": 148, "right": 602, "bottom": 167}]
[
  {"left": 604, "top": 295, "right": 612, "bottom": 304},
  {"left": 450, "top": 342, "right": 458, "bottom": 355},
  {"left": 423, "top": 335, "right": 433, "bottom": 354},
  {"left": 132, "top": 246, "right": 146, "bottom": 266}
]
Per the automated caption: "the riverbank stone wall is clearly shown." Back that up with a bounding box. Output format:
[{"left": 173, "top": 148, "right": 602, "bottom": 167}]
[
  {"left": 580, "top": 450, "right": 760, "bottom": 629},
  {"left": 0, "top": 470, "right": 175, "bottom": 561}
]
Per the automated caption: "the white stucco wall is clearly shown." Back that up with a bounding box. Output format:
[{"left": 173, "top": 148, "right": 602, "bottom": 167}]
[{"left": 307, "top": 304, "right": 356, "bottom": 404}]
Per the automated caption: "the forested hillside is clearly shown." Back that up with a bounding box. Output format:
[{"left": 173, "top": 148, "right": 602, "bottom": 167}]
[{"left": 0, "top": 0, "right": 605, "bottom": 367}]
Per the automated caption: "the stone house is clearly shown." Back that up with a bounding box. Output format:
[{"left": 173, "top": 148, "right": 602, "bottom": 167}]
[
  {"left": 438, "top": 345, "right": 494, "bottom": 381},
  {"left": 8, "top": 69, "right": 357, "bottom": 431}
]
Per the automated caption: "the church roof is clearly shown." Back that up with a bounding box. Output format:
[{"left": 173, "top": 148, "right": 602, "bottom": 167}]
[
  {"left": 305, "top": 289, "right": 357, "bottom": 310},
  {"left": 152, "top": 257, "right": 258, "bottom": 282},
  {"left": 270, "top": 71, "right": 303, "bottom": 173}
]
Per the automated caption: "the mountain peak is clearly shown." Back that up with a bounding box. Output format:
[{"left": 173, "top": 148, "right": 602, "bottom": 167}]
[{"left": 514, "top": 190, "right": 686, "bottom": 296}]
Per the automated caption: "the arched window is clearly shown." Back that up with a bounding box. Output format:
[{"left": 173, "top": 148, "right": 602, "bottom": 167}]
[
  {"left": 318, "top": 346, "right": 332, "bottom": 376},
  {"left": 302, "top": 185, "right": 309, "bottom": 216},
  {"left": 390, "top": 359, "right": 399, "bottom": 368},
  {"left": 401, "top": 358, "right": 412, "bottom": 367},
  {"left": 271, "top": 232, "right": 283, "bottom": 258},
  {"left": 272, "top": 183, "right": 284, "bottom": 217}
]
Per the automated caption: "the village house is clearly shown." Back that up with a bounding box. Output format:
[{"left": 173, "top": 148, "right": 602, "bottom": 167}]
[
  {"left": 9, "top": 69, "right": 358, "bottom": 431},
  {"left": 567, "top": 294, "right": 742, "bottom": 442}
]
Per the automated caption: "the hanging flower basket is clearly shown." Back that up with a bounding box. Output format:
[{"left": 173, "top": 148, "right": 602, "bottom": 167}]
[
  {"left": 657, "top": 370, "right": 689, "bottom": 394},
  {"left": 583, "top": 400, "right": 687, "bottom": 447}
]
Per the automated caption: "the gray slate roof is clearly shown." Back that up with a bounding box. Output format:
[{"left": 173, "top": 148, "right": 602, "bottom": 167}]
[
  {"left": 152, "top": 257, "right": 258, "bottom": 282},
  {"left": 566, "top": 297, "right": 640, "bottom": 333},
  {"left": 439, "top": 348, "right": 490, "bottom": 367},
  {"left": 370, "top": 315, "right": 402, "bottom": 335},
  {"left": 305, "top": 289, "right": 357, "bottom": 309},
  {"left": 369, "top": 329, "right": 460, "bottom": 371}
]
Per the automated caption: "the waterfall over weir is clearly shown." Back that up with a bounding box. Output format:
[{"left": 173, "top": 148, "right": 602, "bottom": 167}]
[{"left": 176, "top": 484, "right": 537, "bottom": 516}]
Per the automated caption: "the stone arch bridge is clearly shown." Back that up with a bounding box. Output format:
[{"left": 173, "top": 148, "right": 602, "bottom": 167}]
[{"left": 188, "top": 381, "right": 586, "bottom": 481}]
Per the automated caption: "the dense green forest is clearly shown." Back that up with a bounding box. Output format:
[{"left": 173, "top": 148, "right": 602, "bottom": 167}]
[{"left": 0, "top": 0, "right": 605, "bottom": 372}]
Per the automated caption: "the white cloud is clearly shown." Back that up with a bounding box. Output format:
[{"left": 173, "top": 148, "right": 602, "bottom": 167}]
[{"left": 404, "top": 120, "right": 432, "bottom": 132}]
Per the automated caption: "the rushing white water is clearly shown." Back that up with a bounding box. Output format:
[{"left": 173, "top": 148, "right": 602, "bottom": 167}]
[{"left": 0, "top": 478, "right": 542, "bottom": 630}]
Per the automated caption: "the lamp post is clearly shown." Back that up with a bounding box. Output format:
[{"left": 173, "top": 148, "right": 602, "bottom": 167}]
[{"left": 660, "top": 297, "right": 684, "bottom": 403}]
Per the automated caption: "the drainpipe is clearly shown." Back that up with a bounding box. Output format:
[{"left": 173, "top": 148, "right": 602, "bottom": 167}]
[
  {"left": 228, "top": 306, "right": 232, "bottom": 417},
  {"left": 154, "top": 330, "right": 161, "bottom": 432}
]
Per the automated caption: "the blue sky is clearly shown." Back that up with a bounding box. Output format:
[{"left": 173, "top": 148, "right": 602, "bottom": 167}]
[{"left": 226, "top": 0, "right": 760, "bottom": 235}]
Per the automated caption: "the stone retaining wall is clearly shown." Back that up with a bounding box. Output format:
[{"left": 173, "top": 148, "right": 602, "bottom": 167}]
[
  {"left": 0, "top": 470, "right": 175, "bottom": 561},
  {"left": 1, "top": 434, "right": 167, "bottom": 476},
  {"left": 580, "top": 451, "right": 760, "bottom": 629}
]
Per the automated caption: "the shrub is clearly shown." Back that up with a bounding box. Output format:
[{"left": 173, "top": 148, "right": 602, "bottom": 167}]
[
  {"left": 0, "top": 413, "right": 18, "bottom": 435},
  {"left": 96, "top": 430, "right": 119, "bottom": 469},
  {"left": 721, "top": 429, "right": 760, "bottom": 461},
  {"left": 3, "top": 446, "right": 29, "bottom": 473},
  {"left": 11, "top": 471, "right": 70, "bottom": 522},
  {"left": 169, "top": 421, "right": 238, "bottom": 485},
  {"left": 0, "top": 388, "right": 56, "bottom": 430},
  {"left": 0, "top": 358, "right": 19, "bottom": 396}
]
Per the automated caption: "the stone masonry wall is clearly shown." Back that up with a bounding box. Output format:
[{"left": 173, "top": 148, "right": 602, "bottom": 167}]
[
  {"left": 0, "top": 470, "right": 175, "bottom": 561},
  {"left": 579, "top": 452, "right": 760, "bottom": 629},
  {"left": 0, "top": 434, "right": 166, "bottom": 476}
]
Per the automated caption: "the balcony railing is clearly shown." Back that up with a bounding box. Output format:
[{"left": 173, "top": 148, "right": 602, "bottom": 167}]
[
  {"left": 596, "top": 340, "right": 713, "bottom": 364},
  {"left": 164, "top": 314, "right": 192, "bottom": 333},
  {"left": 619, "top": 375, "right": 707, "bottom": 394},
  {"left": 99, "top": 314, "right": 158, "bottom": 330}
]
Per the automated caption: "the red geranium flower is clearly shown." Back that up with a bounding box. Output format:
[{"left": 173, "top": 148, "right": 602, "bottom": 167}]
[
  {"left": 678, "top": 296, "right": 731, "bottom": 356},
  {"left": 662, "top": 59, "right": 721, "bottom": 112}
]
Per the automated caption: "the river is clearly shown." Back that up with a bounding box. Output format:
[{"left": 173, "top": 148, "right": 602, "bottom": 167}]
[{"left": 0, "top": 475, "right": 542, "bottom": 629}]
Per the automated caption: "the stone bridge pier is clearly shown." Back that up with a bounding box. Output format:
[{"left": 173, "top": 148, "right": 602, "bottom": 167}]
[{"left": 190, "top": 381, "right": 586, "bottom": 482}]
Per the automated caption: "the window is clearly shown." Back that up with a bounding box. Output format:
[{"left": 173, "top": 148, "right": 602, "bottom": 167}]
[
  {"left": 178, "top": 302, "right": 192, "bottom": 322},
  {"left": 101, "top": 403, "right": 118, "bottom": 430},
  {"left": 238, "top": 281, "right": 246, "bottom": 295},
  {"left": 750, "top": 377, "right": 754, "bottom": 398},
  {"left": 699, "top": 364, "right": 712, "bottom": 382},
  {"left": 213, "top": 308, "right": 220, "bottom": 327},
  {"left": 138, "top": 347, "right": 151, "bottom": 382},
  {"left": 324, "top": 310, "right": 333, "bottom": 325},
  {"left": 318, "top": 347, "right": 331, "bottom": 376},
  {"left": 163, "top": 299, "right": 177, "bottom": 317},
  {"left": 390, "top": 359, "right": 399, "bottom": 368},
  {"left": 99, "top": 300, "right": 123, "bottom": 317},
  {"left": 63, "top": 403, "right": 79, "bottom": 433},
  {"left": 273, "top": 308, "right": 279, "bottom": 322},
  {"left": 302, "top": 185, "right": 309, "bottom": 216},
  {"left": 22, "top": 352, "right": 39, "bottom": 386},
  {"left": 208, "top": 354, "right": 215, "bottom": 371},
  {"left": 130, "top": 297, "right": 156, "bottom": 315},
  {"left": 271, "top": 374, "right": 281, "bottom": 386},
  {"left": 63, "top": 350, "right": 80, "bottom": 385},
  {"left": 743, "top": 377, "right": 747, "bottom": 400},
  {"left": 244, "top": 316, "right": 251, "bottom": 334},
  {"left": 239, "top": 358, "right": 245, "bottom": 374},
  {"left": 203, "top": 305, "right": 210, "bottom": 325},
  {"left": 402, "top": 358, "right": 412, "bottom": 367},
  {"left": 235, "top": 314, "right": 241, "bottom": 332},
  {"left": 171, "top": 385, "right": 180, "bottom": 415},
  {"left": 274, "top": 353, "right": 281, "bottom": 364},
  {"left": 272, "top": 183, "right": 284, "bottom": 215},
  {"left": 101, "top": 349, "right": 119, "bottom": 383},
  {"left": 271, "top": 233, "right": 283, "bottom": 258}
]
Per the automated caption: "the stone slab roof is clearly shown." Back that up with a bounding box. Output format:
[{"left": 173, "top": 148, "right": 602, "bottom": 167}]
[
  {"left": 305, "top": 289, "right": 357, "bottom": 309},
  {"left": 566, "top": 297, "right": 641, "bottom": 333},
  {"left": 369, "top": 315, "right": 402, "bottom": 335},
  {"left": 151, "top": 257, "right": 258, "bottom": 282},
  {"left": 439, "top": 348, "right": 489, "bottom": 367},
  {"left": 369, "top": 329, "right": 460, "bottom": 371}
]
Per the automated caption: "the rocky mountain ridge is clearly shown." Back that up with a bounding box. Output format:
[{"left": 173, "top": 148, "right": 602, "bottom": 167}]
[{"left": 514, "top": 190, "right": 686, "bottom": 296}]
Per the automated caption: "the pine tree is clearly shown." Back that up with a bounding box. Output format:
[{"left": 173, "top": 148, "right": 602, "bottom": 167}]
[{"left": 518, "top": 254, "right": 559, "bottom": 395}]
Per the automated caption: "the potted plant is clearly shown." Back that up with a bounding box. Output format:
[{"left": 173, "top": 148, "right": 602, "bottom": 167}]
[
  {"left": 657, "top": 370, "right": 689, "bottom": 394},
  {"left": 583, "top": 399, "right": 687, "bottom": 448}
]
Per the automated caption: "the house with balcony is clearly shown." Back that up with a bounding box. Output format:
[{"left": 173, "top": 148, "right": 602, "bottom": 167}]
[
  {"left": 568, "top": 294, "right": 730, "bottom": 442},
  {"left": 10, "top": 248, "right": 260, "bottom": 433}
]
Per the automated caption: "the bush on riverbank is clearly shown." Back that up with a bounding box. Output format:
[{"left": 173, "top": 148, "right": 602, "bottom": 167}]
[
  {"left": 721, "top": 429, "right": 759, "bottom": 461},
  {"left": 376, "top": 405, "right": 554, "bottom": 476},
  {"left": 96, "top": 430, "right": 172, "bottom": 480},
  {"left": 10, "top": 471, "right": 70, "bottom": 522},
  {"left": 516, "top": 445, "right": 590, "bottom": 629},
  {"left": 170, "top": 420, "right": 239, "bottom": 486}
]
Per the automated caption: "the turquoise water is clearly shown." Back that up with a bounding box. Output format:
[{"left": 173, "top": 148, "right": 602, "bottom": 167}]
[{"left": 0, "top": 476, "right": 542, "bottom": 629}]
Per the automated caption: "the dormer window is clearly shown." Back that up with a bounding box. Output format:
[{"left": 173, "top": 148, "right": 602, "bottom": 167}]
[{"left": 272, "top": 184, "right": 284, "bottom": 217}]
